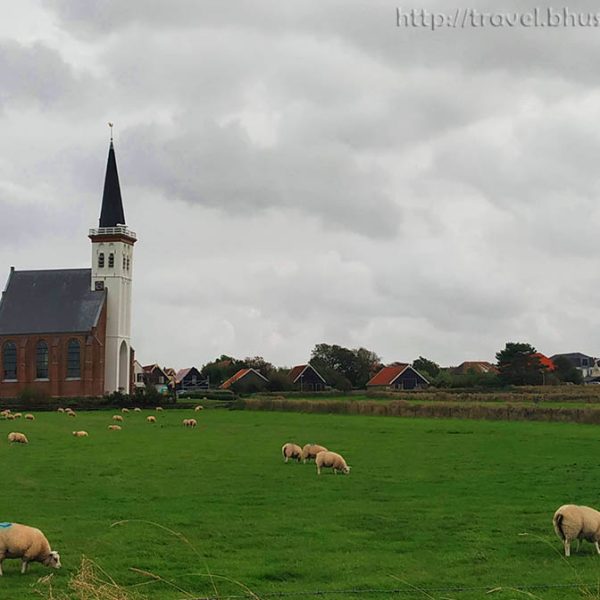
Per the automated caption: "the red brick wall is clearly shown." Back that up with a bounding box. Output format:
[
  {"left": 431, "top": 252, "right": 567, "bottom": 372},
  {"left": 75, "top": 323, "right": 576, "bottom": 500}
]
[{"left": 0, "top": 303, "right": 107, "bottom": 399}]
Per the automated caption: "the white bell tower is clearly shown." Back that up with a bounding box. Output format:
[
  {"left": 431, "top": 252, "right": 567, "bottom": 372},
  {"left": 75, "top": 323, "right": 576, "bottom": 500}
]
[{"left": 89, "top": 127, "right": 137, "bottom": 394}]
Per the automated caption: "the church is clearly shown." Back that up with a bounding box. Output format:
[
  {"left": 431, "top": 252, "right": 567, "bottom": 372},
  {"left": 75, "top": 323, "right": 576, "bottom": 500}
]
[{"left": 0, "top": 137, "right": 136, "bottom": 398}]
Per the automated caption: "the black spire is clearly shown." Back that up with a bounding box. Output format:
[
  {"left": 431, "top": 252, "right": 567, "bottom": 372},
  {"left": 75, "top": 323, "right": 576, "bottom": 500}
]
[{"left": 99, "top": 140, "right": 126, "bottom": 227}]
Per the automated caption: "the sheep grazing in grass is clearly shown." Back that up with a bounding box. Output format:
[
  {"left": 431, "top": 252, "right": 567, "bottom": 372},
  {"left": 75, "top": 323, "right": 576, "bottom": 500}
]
[
  {"left": 121, "top": 408, "right": 130, "bottom": 413},
  {"left": 57, "top": 408, "right": 65, "bottom": 413},
  {"left": 72, "top": 431, "right": 88, "bottom": 438},
  {"left": 6, "top": 414, "right": 15, "bottom": 421},
  {"left": 155, "top": 407, "right": 163, "bottom": 412},
  {"left": 0, "top": 522, "right": 61, "bottom": 575},
  {"left": 183, "top": 418, "right": 197, "bottom": 428},
  {"left": 315, "top": 451, "right": 351, "bottom": 475},
  {"left": 281, "top": 443, "right": 303, "bottom": 463},
  {"left": 24, "top": 414, "right": 34, "bottom": 421},
  {"left": 194, "top": 405, "right": 204, "bottom": 412},
  {"left": 66, "top": 410, "right": 76, "bottom": 417},
  {"left": 112, "top": 415, "right": 124, "bottom": 422},
  {"left": 301, "top": 444, "right": 329, "bottom": 463},
  {"left": 553, "top": 504, "right": 600, "bottom": 557},
  {"left": 7, "top": 432, "right": 28, "bottom": 444},
  {"left": 13, "top": 413, "right": 22, "bottom": 419},
  {"left": 133, "top": 407, "right": 141, "bottom": 412},
  {"left": 107, "top": 425, "right": 122, "bottom": 431},
  {"left": 147, "top": 416, "right": 156, "bottom": 423},
  {"left": 0, "top": 410, "right": 10, "bottom": 417}
]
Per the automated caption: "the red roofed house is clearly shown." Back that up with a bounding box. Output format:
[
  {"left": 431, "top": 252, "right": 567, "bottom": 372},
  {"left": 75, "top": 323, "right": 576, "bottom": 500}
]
[
  {"left": 220, "top": 368, "right": 269, "bottom": 393},
  {"left": 288, "top": 364, "right": 327, "bottom": 392},
  {"left": 367, "top": 363, "right": 429, "bottom": 390},
  {"left": 533, "top": 353, "right": 556, "bottom": 371}
]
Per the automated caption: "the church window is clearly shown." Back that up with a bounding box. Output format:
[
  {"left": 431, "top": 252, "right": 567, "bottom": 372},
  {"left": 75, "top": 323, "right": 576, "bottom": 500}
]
[
  {"left": 123, "top": 255, "right": 126, "bottom": 269},
  {"left": 126, "top": 258, "right": 130, "bottom": 270},
  {"left": 36, "top": 341, "right": 49, "bottom": 379},
  {"left": 67, "top": 339, "right": 81, "bottom": 379},
  {"left": 2, "top": 342, "right": 17, "bottom": 380},
  {"left": 98, "top": 253, "right": 105, "bottom": 268},
  {"left": 108, "top": 253, "right": 114, "bottom": 268}
]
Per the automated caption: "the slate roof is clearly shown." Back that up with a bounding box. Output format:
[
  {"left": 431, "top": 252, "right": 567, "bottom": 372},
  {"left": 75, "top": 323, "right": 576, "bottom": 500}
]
[
  {"left": 99, "top": 141, "right": 126, "bottom": 227},
  {"left": 220, "top": 368, "right": 268, "bottom": 389},
  {"left": 0, "top": 268, "right": 106, "bottom": 335},
  {"left": 288, "top": 364, "right": 326, "bottom": 384}
]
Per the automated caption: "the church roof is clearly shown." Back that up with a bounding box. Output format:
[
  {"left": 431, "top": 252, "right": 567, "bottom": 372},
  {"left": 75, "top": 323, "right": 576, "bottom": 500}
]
[
  {"left": 0, "top": 268, "right": 106, "bottom": 335},
  {"left": 99, "top": 141, "right": 126, "bottom": 227}
]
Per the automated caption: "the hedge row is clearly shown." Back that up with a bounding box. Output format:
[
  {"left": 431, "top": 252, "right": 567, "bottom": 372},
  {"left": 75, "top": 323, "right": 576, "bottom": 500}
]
[{"left": 239, "top": 397, "right": 600, "bottom": 425}]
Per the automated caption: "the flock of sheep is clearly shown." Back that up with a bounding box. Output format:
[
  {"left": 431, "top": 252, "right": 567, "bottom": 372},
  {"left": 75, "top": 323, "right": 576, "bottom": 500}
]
[{"left": 281, "top": 442, "right": 351, "bottom": 475}]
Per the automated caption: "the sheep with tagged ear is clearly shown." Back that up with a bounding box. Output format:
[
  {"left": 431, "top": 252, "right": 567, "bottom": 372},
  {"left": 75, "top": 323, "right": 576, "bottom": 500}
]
[
  {"left": 553, "top": 504, "right": 600, "bottom": 557},
  {"left": 0, "top": 522, "right": 61, "bottom": 575},
  {"left": 7, "top": 432, "right": 28, "bottom": 444},
  {"left": 301, "top": 444, "right": 328, "bottom": 463},
  {"left": 315, "top": 451, "right": 351, "bottom": 475},
  {"left": 281, "top": 443, "right": 303, "bottom": 463}
]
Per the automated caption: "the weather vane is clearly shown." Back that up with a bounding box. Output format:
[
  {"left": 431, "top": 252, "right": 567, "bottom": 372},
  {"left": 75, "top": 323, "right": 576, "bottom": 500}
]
[{"left": 108, "top": 122, "right": 114, "bottom": 142}]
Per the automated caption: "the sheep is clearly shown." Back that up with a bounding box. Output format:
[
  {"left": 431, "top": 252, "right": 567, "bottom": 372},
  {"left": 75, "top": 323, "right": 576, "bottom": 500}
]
[
  {"left": 13, "top": 413, "right": 22, "bottom": 419},
  {"left": 24, "top": 414, "right": 35, "bottom": 421},
  {"left": 112, "top": 415, "right": 124, "bottom": 422},
  {"left": 107, "top": 425, "right": 122, "bottom": 431},
  {"left": 67, "top": 410, "right": 76, "bottom": 417},
  {"left": 0, "top": 522, "right": 61, "bottom": 575},
  {"left": 57, "top": 408, "right": 65, "bottom": 413},
  {"left": 281, "top": 443, "right": 303, "bottom": 463},
  {"left": 194, "top": 405, "right": 204, "bottom": 412},
  {"left": 133, "top": 407, "right": 142, "bottom": 412},
  {"left": 553, "top": 504, "right": 600, "bottom": 556},
  {"left": 147, "top": 416, "right": 156, "bottom": 423},
  {"left": 183, "top": 418, "right": 197, "bottom": 428},
  {"left": 155, "top": 407, "right": 163, "bottom": 412},
  {"left": 301, "top": 444, "right": 328, "bottom": 463},
  {"left": 315, "top": 451, "right": 351, "bottom": 475},
  {"left": 121, "top": 408, "right": 130, "bottom": 413},
  {"left": 6, "top": 414, "right": 15, "bottom": 421},
  {"left": 7, "top": 432, "right": 28, "bottom": 444},
  {"left": 0, "top": 409, "right": 10, "bottom": 417},
  {"left": 72, "top": 431, "right": 88, "bottom": 438}
]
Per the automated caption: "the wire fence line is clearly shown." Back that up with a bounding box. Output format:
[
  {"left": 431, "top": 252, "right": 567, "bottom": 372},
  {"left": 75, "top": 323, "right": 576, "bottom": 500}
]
[{"left": 191, "top": 581, "right": 600, "bottom": 600}]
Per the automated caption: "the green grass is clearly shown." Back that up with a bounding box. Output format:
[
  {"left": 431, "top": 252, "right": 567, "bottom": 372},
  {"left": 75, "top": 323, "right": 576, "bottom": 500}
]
[{"left": 1, "top": 408, "right": 600, "bottom": 599}]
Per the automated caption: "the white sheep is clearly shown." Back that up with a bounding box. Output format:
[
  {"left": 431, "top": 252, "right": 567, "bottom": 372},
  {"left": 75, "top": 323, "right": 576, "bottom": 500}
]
[
  {"left": 281, "top": 443, "right": 303, "bottom": 463},
  {"left": 7, "top": 432, "right": 28, "bottom": 444},
  {"left": 107, "top": 425, "right": 122, "bottom": 431},
  {"left": 57, "top": 408, "right": 65, "bottom": 413},
  {"left": 553, "top": 504, "right": 600, "bottom": 556},
  {"left": 24, "top": 414, "right": 35, "bottom": 421},
  {"left": 183, "top": 418, "right": 197, "bottom": 427},
  {"left": 0, "top": 523, "right": 61, "bottom": 575},
  {"left": 301, "top": 444, "right": 328, "bottom": 463},
  {"left": 315, "top": 451, "right": 351, "bottom": 475},
  {"left": 133, "top": 407, "right": 142, "bottom": 412},
  {"left": 121, "top": 408, "right": 130, "bottom": 413},
  {"left": 194, "top": 405, "right": 204, "bottom": 412},
  {"left": 112, "top": 415, "right": 124, "bottom": 422},
  {"left": 155, "top": 407, "right": 163, "bottom": 412},
  {"left": 147, "top": 416, "right": 156, "bottom": 423},
  {"left": 72, "top": 431, "right": 88, "bottom": 438},
  {"left": 13, "top": 413, "right": 22, "bottom": 419},
  {"left": 67, "top": 410, "right": 76, "bottom": 417}
]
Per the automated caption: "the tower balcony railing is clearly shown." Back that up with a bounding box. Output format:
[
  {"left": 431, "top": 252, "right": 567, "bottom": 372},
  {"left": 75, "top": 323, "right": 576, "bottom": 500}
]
[{"left": 89, "top": 226, "right": 137, "bottom": 240}]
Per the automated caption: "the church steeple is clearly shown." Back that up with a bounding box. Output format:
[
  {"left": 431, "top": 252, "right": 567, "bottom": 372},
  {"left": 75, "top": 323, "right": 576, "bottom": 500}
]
[{"left": 99, "top": 138, "right": 126, "bottom": 227}]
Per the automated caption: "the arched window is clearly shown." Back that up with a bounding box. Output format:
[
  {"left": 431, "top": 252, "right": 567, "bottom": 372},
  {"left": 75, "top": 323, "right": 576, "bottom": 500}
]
[
  {"left": 2, "top": 342, "right": 17, "bottom": 380},
  {"left": 122, "top": 255, "right": 126, "bottom": 269},
  {"left": 126, "top": 257, "right": 130, "bottom": 271},
  {"left": 98, "top": 253, "right": 105, "bottom": 268},
  {"left": 67, "top": 339, "right": 81, "bottom": 379},
  {"left": 36, "top": 341, "right": 49, "bottom": 379},
  {"left": 108, "top": 253, "right": 114, "bottom": 268}
]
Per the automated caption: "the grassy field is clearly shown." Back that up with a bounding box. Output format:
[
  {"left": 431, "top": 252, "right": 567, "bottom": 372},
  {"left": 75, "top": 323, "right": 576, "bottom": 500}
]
[{"left": 1, "top": 408, "right": 600, "bottom": 599}]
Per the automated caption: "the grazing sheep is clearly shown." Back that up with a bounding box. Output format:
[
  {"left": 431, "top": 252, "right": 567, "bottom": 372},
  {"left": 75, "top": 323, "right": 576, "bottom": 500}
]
[
  {"left": 182, "top": 418, "right": 197, "bottom": 427},
  {"left": 155, "top": 407, "right": 163, "bottom": 412},
  {"left": 1, "top": 410, "right": 10, "bottom": 417},
  {"left": 301, "top": 444, "right": 329, "bottom": 463},
  {"left": 7, "top": 432, "right": 28, "bottom": 444},
  {"left": 121, "top": 408, "right": 130, "bottom": 413},
  {"left": 0, "top": 522, "right": 61, "bottom": 575},
  {"left": 107, "top": 425, "right": 122, "bottom": 431},
  {"left": 133, "top": 407, "right": 141, "bottom": 412},
  {"left": 281, "top": 443, "right": 303, "bottom": 463},
  {"left": 6, "top": 414, "right": 15, "bottom": 421},
  {"left": 57, "top": 408, "right": 65, "bottom": 413},
  {"left": 315, "top": 451, "right": 351, "bottom": 475},
  {"left": 553, "top": 504, "right": 600, "bottom": 556},
  {"left": 67, "top": 411, "right": 76, "bottom": 417},
  {"left": 13, "top": 413, "right": 22, "bottom": 419},
  {"left": 194, "top": 405, "right": 204, "bottom": 412},
  {"left": 24, "top": 414, "right": 35, "bottom": 421},
  {"left": 112, "top": 415, "right": 123, "bottom": 422},
  {"left": 147, "top": 416, "right": 156, "bottom": 423},
  {"left": 72, "top": 431, "right": 88, "bottom": 438}
]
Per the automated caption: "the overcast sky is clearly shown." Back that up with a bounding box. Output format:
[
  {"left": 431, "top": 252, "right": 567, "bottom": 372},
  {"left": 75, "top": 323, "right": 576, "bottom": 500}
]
[{"left": 1, "top": 1, "right": 600, "bottom": 369}]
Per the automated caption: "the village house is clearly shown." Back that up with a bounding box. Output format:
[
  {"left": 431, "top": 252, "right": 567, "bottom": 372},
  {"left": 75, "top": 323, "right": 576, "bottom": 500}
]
[{"left": 367, "top": 364, "right": 429, "bottom": 391}]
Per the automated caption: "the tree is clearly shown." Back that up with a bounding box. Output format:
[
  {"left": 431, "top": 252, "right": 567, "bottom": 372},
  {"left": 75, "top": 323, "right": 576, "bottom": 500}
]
[
  {"left": 200, "top": 355, "right": 243, "bottom": 387},
  {"left": 310, "top": 343, "right": 381, "bottom": 389},
  {"left": 552, "top": 356, "right": 584, "bottom": 385},
  {"left": 496, "top": 342, "right": 545, "bottom": 386},
  {"left": 412, "top": 356, "right": 440, "bottom": 379}
]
